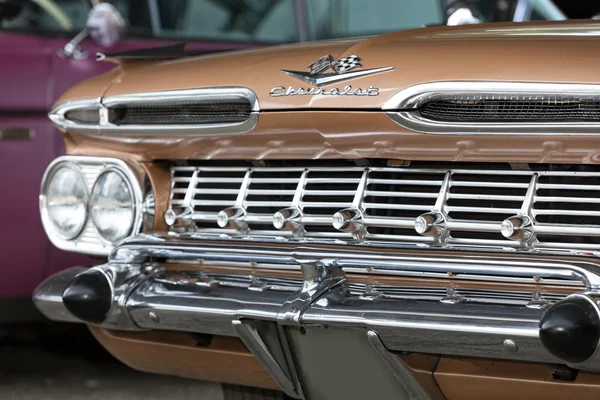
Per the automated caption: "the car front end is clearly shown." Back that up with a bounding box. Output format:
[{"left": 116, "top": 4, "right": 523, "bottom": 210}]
[{"left": 33, "top": 20, "right": 600, "bottom": 399}]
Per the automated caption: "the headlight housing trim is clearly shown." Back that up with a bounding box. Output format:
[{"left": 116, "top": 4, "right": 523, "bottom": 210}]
[{"left": 39, "top": 156, "right": 145, "bottom": 256}]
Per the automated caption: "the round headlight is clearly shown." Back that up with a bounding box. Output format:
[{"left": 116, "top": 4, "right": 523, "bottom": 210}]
[
  {"left": 42, "top": 164, "right": 88, "bottom": 240},
  {"left": 90, "top": 169, "right": 136, "bottom": 243}
]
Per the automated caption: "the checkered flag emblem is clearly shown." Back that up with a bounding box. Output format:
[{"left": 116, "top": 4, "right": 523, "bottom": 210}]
[{"left": 333, "top": 55, "right": 361, "bottom": 73}]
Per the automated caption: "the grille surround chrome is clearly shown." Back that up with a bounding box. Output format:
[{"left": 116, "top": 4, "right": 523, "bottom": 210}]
[
  {"left": 383, "top": 81, "right": 600, "bottom": 134},
  {"left": 167, "top": 163, "right": 600, "bottom": 257},
  {"left": 49, "top": 87, "right": 259, "bottom": 136}
]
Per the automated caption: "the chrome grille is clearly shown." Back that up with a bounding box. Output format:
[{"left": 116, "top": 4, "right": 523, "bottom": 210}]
[
  {"left": 168, "top": 164, "right": 600, "bottom": 255},
  {"left": 419, "top": 95, "right": 600, "bottom": 122}
]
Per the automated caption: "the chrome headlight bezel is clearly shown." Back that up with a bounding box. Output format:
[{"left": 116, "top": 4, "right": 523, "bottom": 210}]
[
  {"left": 39, "top": 156, "right": 145, "bottom": 256},
  {"left": 39, "top": 161, "right": 89, "bottom": 241}
]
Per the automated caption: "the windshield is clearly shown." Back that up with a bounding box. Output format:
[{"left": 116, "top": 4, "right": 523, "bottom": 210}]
[
  {"left": 0, "top": 0, "right": 568, "bottom": 44},
  {"left": 311, "top": 0, "right": 566, "bottom": 40}
]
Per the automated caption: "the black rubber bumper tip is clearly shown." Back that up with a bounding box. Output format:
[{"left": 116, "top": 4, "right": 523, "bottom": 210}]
[
  {"left": 62, "top": 269, "right": 112, "bottom": 324},
  {"left": 539, "top": 296, "right": 600, "bottom": 364}
]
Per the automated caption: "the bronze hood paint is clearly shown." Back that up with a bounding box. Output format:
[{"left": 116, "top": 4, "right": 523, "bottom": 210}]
[{"left": 54, "top": 20, "right": 600, "bottom": 165}]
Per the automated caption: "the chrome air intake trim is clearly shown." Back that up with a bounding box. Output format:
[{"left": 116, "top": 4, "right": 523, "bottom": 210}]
[
  {"left": 49, "top": 87, "right": 259, "bottom": 136},
  {"left": 48, "top": 97, "right": 103, "bottom": 133},
  {"left": 33, "top": 233, "right": 600, "bottom": 371},
  {"left": 383, "top": 81, "right": 600, "bottom": 135}
]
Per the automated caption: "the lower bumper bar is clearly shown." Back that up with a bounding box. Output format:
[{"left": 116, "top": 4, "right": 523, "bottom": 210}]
[{"left": 33, "top": 234, "right": 600, "bottom": 373}]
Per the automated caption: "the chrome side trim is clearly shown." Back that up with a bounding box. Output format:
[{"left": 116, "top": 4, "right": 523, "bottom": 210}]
[
  {"left": 367, "top": 331, "right": 433, "bottom": 400},
  {"left": 49, "top": 87, "right": 259, "bottom": 136},
  {"left": 383, "top": 81, "right": 600, "bottom": 135},
  {"left": 40, "top": 156, "right": 145, "bottom": 256}
]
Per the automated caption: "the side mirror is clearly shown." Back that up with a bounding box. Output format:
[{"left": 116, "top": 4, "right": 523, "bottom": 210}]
[
  {"left": 444, "top": 1, "right": 482, "bottom": 26},
  {"left": 86, "top": 3, "right": 125, "bottom": 48},
  {"left": 446, "top": 7, "right": 481, "bottom": 25},
  {"left": 61, "top": 2, "right": 125, "bottom": 60}
]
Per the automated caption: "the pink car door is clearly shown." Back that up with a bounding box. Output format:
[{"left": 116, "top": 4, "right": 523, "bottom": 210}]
[{"left": 0, "top": 32, "right": 54, "bottom": 299}]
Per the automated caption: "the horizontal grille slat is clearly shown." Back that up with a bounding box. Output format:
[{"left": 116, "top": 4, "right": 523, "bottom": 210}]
[
  {"left": 538, "top": 183, "right": 600, "bottom": 191},
  {"left": 368, "top": 179, "right": 443, "bottom": 186},
  {"left": 168, "top": 163, "right": 600, "bottom": 255},
  {"left": 536, "top": 196, "right": 600, "bottom": 204},
  {"left": 364, "top": 203, "right": 433, "bottom": 211},
  {"left": 303, "top": 190, "right": 357, "bottom": 196},
  {"left": 448, "top": 193, "right": 524, "bottom": 201},
  {"left": 534, "top": 209, "right": 600, "bottom": 216},
  {"left": 366, "top": 191, "right": 438, "bottom": 198},
  {"left": 451, "top": 181, "right": 530, "bottom": 188},
  {"left": 245, "top": 201, "right": 292, "bottom": 207},
  {"left": 445, "top": 206, "right": 520, "bottom": 214},
  {"left": 307, "top": 178, "right": 362, "bottom": 184}
]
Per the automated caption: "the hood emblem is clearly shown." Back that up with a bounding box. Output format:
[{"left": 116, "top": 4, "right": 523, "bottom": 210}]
[
  {"left": 281, "top": 54, "right": 393, "bottom": 87},
  {"left": 271, "top": 54, "right": 393, "bottom": 97}
]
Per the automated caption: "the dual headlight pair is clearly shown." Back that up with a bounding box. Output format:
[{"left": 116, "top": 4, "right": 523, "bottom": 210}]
[{"left": 40, "top": 156, "right": 145, "bottom": 255}]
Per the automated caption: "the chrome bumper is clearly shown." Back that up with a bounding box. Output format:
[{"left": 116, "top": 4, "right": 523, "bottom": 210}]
[{"left": 34, "top": 233, "right": 600, "bottom": 374}]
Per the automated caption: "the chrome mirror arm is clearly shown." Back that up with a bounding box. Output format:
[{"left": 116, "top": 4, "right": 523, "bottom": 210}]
[{"left": 60, "top": 28, "right": 89, "bottom": 60}]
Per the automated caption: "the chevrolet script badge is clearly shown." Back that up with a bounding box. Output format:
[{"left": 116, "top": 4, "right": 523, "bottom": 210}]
[{"left": 270, "top": 54, "right": 393, "bottom": 97}]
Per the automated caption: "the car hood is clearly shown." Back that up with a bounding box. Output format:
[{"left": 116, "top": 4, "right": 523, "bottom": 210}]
[{"left": 62, "top": 20, "right": 600, "bottom": 111}]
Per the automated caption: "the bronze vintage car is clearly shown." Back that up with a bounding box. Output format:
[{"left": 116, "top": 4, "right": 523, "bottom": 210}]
[{"left": 33, "top": 19, "right": 600, "bottom": 400}]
